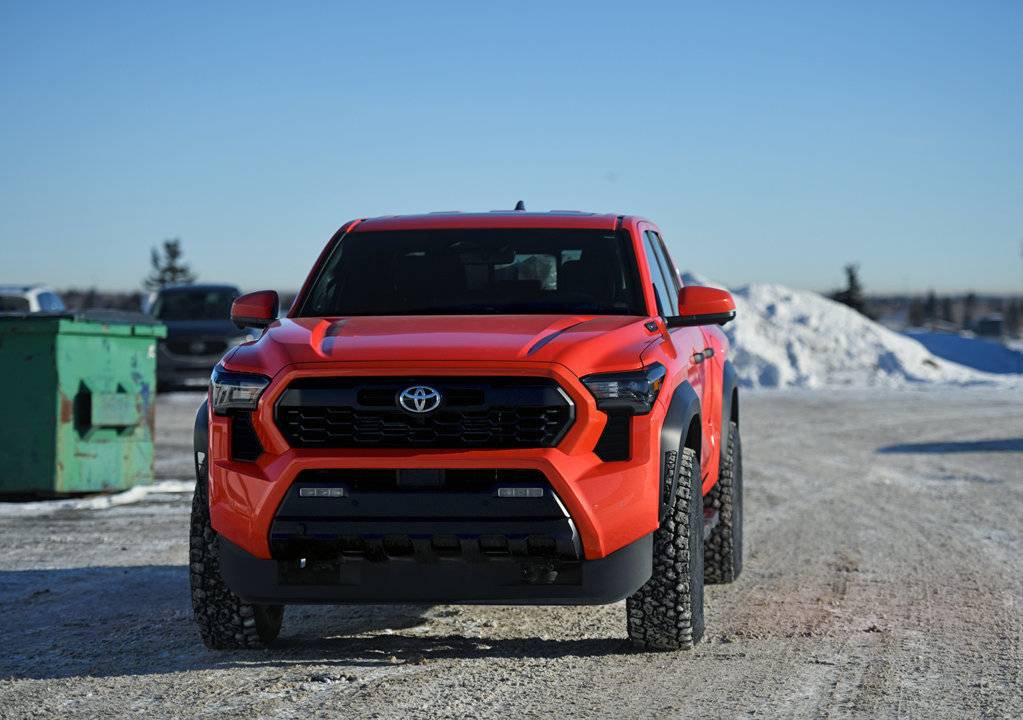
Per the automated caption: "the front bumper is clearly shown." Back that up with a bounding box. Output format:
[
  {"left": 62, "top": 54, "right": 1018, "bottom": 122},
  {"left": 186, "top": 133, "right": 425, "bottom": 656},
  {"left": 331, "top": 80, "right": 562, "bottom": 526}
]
[
  {"left": 208, "top": 361, "right": 666, "bottom": 563},
  {"left": 218, "top": 532, "right": 652, "bottom": 605}
]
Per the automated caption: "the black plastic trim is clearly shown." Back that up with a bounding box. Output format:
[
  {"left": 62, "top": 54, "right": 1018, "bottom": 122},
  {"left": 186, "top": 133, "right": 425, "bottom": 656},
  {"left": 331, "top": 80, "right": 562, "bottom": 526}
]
[
  {"left": 665, "top": 310, "right": 736, "bottom": 328},
  {"left": 193, "top": 399, "right": 209, "bottom": 478},
  {"left": 275, "top": 469, "right": 567, "bottom": 521},
  {"left": 719, "top": 359, "right": 739, "bottom": 470},
  {"left": 593, "top": 410, "right": 631, "bottom": 461},
  {"left": 657, "top": 381, "right": 701, "bottom": 522},
  {"left": 218, "top": 532, "right": 652, "bottom": 605},
  {"left": 230, "top": 412, "right": 263, "bottom": 462},
  {"left": 526, "top": 321, "right": 584, "bottom": 356}
]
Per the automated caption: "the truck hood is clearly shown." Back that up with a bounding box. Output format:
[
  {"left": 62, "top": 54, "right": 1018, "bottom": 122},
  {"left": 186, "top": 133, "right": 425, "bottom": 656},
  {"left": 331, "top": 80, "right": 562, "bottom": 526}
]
[{"left": 225, "top": 315, "right": 658, "bottom": 377}]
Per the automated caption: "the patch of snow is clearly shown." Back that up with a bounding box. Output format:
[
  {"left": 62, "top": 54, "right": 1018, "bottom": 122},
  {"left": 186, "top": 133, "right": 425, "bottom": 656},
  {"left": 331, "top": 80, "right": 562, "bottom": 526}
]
[
  {"left": 682, "top": 272, "right": 1017, "bottom": 389},
  {"left": 0, "top": 480, "right": 193, "bottom": 518},
  {"left": 904, "top": 331, "right": 1023, "bottom": 374}
]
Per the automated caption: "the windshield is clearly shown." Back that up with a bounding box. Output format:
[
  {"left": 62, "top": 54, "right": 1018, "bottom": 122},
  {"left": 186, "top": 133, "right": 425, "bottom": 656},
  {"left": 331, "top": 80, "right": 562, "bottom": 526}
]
[
  {"left": 299, "top": 229, "right": 645, "bottom": 316},
  {"left": 0, "top": 295, "right": 30, "bottom": 312},
  {"left": 152, "top": 288, "right": 238, "bottom": 321}
]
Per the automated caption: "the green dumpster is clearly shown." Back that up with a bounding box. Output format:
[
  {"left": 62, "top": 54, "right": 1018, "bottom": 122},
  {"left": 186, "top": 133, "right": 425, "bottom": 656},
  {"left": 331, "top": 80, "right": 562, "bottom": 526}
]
[{"left": 0, "top": 312, "right": 167, "bottom": 496}]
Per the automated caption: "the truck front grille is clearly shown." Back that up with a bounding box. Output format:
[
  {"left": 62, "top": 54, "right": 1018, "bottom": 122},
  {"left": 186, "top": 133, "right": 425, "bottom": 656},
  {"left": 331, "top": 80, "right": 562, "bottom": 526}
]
[{"left": 274, "top": 377, "right": 573, "bottom": 449}]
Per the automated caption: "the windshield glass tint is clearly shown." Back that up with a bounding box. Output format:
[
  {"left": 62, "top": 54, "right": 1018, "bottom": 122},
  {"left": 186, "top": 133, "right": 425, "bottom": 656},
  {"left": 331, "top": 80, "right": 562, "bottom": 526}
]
[
  {"left": 299, "top": 229, "right": 644, "bottom": 316},
  {"left": 154, "top": 289, "right": 238, "bottom": 321},
  {"left": 0, "top": 295, "right": 30, "bottom": 312}
]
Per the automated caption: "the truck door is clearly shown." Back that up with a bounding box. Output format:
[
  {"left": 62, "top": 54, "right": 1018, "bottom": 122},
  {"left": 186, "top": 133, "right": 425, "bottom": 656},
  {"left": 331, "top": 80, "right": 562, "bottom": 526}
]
[
  {"left": 639, "top": 230, "right": 709, "bottom": 473},
  {"left": 644, "top": 230, "right": 721, "bottom": 490}
]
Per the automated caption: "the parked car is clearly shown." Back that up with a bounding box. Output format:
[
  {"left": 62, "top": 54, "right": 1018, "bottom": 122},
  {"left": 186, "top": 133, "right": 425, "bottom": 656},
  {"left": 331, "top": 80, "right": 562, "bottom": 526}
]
[
  {"left": 190, "top": 210, "right": 743, "bottom": 652},
  {"left": 0, "top": 285, "right": 65, "bottom": 313},
  {"left": 148, "top": 284, "right": 253, "bottom": 390}
]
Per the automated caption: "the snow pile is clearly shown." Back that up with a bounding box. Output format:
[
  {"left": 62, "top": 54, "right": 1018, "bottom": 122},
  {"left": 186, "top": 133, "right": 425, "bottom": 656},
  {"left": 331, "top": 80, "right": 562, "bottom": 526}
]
[
  {"left": 903, "top": 330, "right": 1023, "bottom": 375},
  {"left": 0, "top": 480, "right": 193, "bottom": 518},
  {"left": 682, "top": 272, "right": 1008, "bottom": 389}
]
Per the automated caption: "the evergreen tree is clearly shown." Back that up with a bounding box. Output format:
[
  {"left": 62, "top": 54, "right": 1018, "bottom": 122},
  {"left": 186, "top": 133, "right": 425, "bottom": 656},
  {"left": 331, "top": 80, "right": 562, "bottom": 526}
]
[
  {"left": 963, "top": 292, "right": 977, "bottom": 330},
  {"left": 144, "top": 238, "right": 196, "bottom": 290},
  {"left": 907, "top": 298, "right": 925, "bottom": 328},
  {"left": 941, "top": 297, "right": 954, "bottom": 323},
  {"left": 1006, "top": 299, "right": 1020, "bottom": 337},
  {"left": 924, "top": 290, "right": 937, "bottom": 322},
  {"left": 829, "top": 264, "right": 871, "bottom": 317}
]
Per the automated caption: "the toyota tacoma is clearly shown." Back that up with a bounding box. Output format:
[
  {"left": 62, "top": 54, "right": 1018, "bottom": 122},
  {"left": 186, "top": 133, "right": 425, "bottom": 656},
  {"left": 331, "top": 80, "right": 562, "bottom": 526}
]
[{"left": 190, "top": 210, "right": 743, "bottom": 651}]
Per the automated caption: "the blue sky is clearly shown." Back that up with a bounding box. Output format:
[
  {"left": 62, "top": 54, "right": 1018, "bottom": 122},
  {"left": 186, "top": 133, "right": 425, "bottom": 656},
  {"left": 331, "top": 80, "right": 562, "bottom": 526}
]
[{"left": 1, "top": 1, "right": 1021, "bottom": 293}]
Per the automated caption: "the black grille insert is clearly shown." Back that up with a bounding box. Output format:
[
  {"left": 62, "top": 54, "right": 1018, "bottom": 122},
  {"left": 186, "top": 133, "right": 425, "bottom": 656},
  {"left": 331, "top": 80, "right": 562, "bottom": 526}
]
[
  {"left": 275, "top": 377, "right": 573, "bottom": 449},
  {"left": 230, "top": 413, "right": 263, "bottom": 461},
  {"left": 593, "top": 411, "right": 631, "bottom": 461}
]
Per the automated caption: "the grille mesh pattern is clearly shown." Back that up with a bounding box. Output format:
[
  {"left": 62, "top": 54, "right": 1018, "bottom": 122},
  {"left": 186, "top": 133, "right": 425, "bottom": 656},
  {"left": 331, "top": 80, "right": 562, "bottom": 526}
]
[{"left": 275, "top": 377, "right": 572, "bottom": 449}]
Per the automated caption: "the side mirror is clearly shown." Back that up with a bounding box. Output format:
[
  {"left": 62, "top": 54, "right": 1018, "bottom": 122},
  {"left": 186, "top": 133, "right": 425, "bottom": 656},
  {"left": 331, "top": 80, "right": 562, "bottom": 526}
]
[
  {"left": 666, "top": 286, "right": 736, "bottom": 328},
  {"left": 231, "top": 290, "right": 279, "bottom": 329}
]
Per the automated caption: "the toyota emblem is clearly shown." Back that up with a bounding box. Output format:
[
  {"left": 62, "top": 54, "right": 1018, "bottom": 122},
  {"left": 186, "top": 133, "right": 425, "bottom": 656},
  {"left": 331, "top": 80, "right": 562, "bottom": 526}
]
[{"left": 398, "top": 385, "right": 441, "bottom": 413}]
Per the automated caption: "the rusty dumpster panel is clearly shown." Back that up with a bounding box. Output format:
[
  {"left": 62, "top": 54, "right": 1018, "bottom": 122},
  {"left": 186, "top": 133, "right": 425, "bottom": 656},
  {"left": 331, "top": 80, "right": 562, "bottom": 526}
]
[{"left": 0, "top": 314, "right": 166, "bottom": 496}]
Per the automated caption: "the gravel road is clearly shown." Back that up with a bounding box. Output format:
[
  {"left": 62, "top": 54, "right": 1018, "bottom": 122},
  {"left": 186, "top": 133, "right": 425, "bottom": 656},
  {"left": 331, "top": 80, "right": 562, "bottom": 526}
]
[{"left": 1, "top": 388, "right": 1021, "bottom": 719}]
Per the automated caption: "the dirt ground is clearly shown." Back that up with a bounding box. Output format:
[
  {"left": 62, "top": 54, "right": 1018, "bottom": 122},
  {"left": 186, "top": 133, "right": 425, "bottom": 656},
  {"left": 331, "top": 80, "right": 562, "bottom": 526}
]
[{"left": 1, "top": 388, "right": 1021, "bottom": 719}]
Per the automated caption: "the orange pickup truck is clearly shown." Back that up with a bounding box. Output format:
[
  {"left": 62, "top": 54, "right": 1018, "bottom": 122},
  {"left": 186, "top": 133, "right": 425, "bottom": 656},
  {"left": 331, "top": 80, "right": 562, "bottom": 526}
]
[{"left": 190, "top": 209, "right": 743, "bottom": 651}]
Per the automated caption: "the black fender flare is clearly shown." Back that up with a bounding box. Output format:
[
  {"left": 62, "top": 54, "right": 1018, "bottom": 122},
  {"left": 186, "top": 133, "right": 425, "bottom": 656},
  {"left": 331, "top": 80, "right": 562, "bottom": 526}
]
[
  {"left": 658, "top": 381, "right": 701, "bottom": 523},
  {"left": 719, "top": 360, "right": 739, "bottom": 471},
  {"left": 194, "top": 399, "right": 209, "bottom": 481}
]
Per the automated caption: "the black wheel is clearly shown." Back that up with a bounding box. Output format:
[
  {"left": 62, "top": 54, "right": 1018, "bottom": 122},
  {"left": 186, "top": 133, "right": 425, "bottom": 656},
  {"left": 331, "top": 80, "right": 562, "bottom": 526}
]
[
  {"left": 704, "top": 421, "right": 743, "bottom": 584},
  {"left": 626, "top": 446, "right": 705, "bottom": 651},
  {"left": 189, "top": 460, "right": 284, "bottom": 649}
]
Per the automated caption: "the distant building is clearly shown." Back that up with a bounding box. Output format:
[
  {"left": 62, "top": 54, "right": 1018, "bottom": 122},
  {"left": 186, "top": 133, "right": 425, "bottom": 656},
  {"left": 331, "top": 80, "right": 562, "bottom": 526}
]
[{"left": 975, "top": 314, "right": 1004, "bottom": 339}]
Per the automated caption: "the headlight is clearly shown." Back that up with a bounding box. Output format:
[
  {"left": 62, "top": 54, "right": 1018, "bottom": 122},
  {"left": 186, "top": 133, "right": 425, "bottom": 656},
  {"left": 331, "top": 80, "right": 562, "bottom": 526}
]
[
  {"left": 581, "top": 363, "right": 666, "bottom": 415},
  {"left": 210, "top": 365, "right": 270, "bottom": 415}
]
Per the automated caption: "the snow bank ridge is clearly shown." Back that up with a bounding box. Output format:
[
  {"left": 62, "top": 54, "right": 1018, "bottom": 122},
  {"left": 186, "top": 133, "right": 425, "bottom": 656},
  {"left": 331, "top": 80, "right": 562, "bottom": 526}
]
[{"left": 682, "top": 272, "right": 1011, "bottom": 389}]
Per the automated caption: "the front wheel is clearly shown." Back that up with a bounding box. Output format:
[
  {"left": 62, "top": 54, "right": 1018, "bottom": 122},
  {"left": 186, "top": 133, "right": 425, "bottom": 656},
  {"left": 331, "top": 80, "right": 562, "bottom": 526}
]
[
  {"left": 189, "top": 460, "right": 284, "bottom": 649},
  {"left": 626, "top": 446, "right": 705, "bottom": 651}
]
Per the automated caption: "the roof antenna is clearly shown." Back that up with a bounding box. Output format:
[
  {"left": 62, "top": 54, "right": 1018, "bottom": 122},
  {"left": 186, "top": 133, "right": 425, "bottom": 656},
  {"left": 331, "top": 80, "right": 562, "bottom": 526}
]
[{"left": 514, "top": 200, "right": 526, "bottom": 211}]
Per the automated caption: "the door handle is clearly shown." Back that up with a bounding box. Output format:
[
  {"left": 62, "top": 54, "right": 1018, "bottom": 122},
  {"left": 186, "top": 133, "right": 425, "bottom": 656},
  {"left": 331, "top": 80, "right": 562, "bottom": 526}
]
[
  {"left": 692, "top": 351, "right": 705, "bottom": 364},
  {"left": 703, "top": 347, "right": 715, "bottom": 359}
]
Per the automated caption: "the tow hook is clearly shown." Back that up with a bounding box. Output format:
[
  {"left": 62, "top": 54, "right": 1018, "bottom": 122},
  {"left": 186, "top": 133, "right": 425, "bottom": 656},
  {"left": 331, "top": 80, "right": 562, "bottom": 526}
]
[{"left": 521, "top": 561, "right": 559, "bottom": 585}]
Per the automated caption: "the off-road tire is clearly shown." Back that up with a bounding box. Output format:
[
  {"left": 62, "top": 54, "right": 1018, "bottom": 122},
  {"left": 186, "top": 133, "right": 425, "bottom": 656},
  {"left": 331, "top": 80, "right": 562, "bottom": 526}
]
[
  {"left": 190, "top": 460, "right": 284, "bottom": 649},
  {"left": 626, "top": 446, "right": 705, "bottom": 651},
  {"left": 704, "top": 421, "right": 743, "bottom": 584}
]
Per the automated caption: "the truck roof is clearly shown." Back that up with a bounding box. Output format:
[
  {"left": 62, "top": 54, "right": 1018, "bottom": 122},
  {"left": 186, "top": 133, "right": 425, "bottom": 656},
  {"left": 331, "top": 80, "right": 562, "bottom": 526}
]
[{"left": 353, "top": 211, "right": 623, "bottom": 233}]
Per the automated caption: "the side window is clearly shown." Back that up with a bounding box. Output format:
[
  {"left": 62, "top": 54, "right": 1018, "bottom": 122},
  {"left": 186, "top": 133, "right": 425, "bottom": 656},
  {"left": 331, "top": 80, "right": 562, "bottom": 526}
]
[
  {"left": 38, "top": 292, "right": 65, "bottom": 312},
  {"left": 0, "top": 296, "right": 30, "bottom": 312},
  {"left": 641, "top": 232, "right": 673, "bottom": 316},
  {"left": 643, "top": 231, "right": 679, "bottom": 315},
  {"left": 652, "top": 233, "right": 682, "bottom": 295}
]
